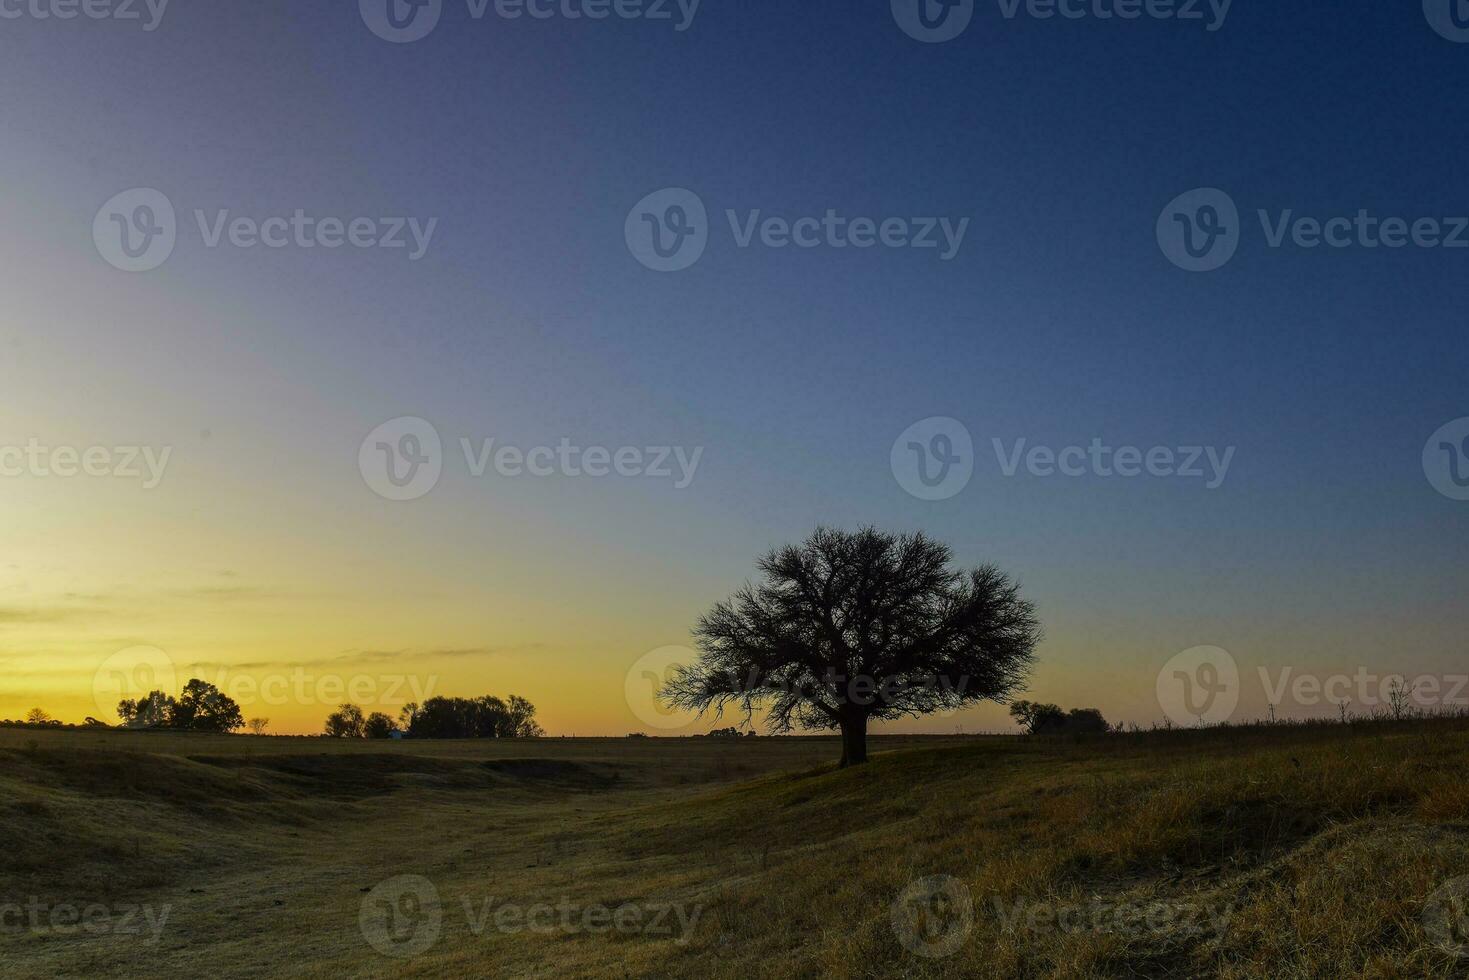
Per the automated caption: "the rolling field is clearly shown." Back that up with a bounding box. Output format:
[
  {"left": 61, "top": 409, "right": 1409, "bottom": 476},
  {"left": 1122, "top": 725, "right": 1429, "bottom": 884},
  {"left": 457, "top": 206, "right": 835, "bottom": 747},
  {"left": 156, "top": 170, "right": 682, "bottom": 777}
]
[{"left": 4, "top": 723, "right": 1469, "bottom": 978}]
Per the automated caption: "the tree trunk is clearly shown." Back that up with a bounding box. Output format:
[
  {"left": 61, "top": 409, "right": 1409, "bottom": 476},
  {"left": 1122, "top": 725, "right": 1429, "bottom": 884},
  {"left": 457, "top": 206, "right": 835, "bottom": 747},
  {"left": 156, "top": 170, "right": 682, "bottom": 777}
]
[{"left": 838, "top": 714, "right": 869, "bottom": 768}]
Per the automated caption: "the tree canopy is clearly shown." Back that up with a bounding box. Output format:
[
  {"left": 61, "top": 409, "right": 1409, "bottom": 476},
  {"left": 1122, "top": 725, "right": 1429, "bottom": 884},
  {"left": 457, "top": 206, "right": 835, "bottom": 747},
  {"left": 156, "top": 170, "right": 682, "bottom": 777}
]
[
  {"left": 661, "top": 527, "right": 1042, "bottom": 766},
  {"left": 117, "top": 679, "right": 244, "bottom": 734}
]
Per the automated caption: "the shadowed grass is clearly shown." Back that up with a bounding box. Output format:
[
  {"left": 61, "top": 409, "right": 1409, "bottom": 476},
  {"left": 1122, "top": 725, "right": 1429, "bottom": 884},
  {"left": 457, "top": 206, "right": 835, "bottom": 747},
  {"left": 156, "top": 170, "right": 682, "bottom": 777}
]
[{"left": 3, "top": 722, "right": 1469, "bottom": 977}]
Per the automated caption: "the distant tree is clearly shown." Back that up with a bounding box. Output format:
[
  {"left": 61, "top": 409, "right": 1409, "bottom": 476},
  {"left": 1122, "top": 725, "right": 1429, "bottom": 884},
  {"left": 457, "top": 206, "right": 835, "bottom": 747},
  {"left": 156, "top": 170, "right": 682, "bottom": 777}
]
[
  {"left": 25, "top": 708, "right": 51, "bottom": 725},
  {"left": 1063, "top": 708, "right": 1109, "bottom": 734},
  {"left": 505, "top": 695, "right": 545, "bottom": 738},
  {"left": 398, "top": 702, "right": 419, "bottom": 730},
  {"left": 172, "top": 679, "right": 245, "bottom": 733},
  {"left": 708, "top": 727, "right": 744, "bottom": 738},
  {"left": 324, "top": 704, "right": 366, "bottom": 738},
  {"left": 662, "top": 528, "right": 1042, "bottom": 767},
  {"left": 404, "top": 695, "right": 544, "bottom": 739},
  {"left": 125, "top": 690, "right": 177, "bottom": 729},
  {"left": 1386, "top": 678, "right": 1416, "bottom": 721},
  {"left": 363, "top": 712, "right": 397, "bottom": 739},
  {"left": 247, "top": 718, "right": 270, "bottom": 736},
  {"left": 1009, "top": 700, "right": 1064, "bottom": 734},
  {"left": 1010, "top": 701, "right": 1109, "bottom": 735}
]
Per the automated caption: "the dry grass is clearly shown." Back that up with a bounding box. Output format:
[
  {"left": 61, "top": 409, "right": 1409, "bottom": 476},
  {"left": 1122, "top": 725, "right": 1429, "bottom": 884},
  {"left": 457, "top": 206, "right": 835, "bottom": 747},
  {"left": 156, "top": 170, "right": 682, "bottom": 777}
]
[{"left": 3, "top": 722, "right": 1469, "bottom": 978}]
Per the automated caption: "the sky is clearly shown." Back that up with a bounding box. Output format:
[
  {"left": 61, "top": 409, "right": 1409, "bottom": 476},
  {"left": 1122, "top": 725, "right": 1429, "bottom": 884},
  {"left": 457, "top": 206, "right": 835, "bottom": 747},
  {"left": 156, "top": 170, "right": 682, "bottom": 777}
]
[{"left": 1, "top": 0, "right": 1467, "bottom": 735}]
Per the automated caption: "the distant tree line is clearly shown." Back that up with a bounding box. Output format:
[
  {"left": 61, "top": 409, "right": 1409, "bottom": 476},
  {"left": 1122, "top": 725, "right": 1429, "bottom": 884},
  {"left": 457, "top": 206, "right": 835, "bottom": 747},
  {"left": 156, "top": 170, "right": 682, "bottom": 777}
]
[
  {"left": 117, "top": 680, "right": 245, "bottom": 734},
  {"left": 1009, "top": 700, "right": 1110, "bottom": 735},
  {"left": 322, "top": 695, "right": 543, "bottom": 739},
  {"left": 706, "top": 727, "right": 757, "bottom": 738}
]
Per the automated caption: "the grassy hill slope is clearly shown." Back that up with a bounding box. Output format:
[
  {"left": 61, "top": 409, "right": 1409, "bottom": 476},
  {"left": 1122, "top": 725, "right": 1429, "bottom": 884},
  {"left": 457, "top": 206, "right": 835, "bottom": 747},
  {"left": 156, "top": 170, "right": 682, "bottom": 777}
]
[{"left": 2, "top": 723, "right": 1468, "bottom": 978}]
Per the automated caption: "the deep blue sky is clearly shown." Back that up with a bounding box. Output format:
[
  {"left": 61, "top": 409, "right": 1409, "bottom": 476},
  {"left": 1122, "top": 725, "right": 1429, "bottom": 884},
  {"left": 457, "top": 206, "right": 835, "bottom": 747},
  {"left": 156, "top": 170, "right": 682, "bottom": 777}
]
[{"left": 2, "top": 1, "right": 1467, "bottom": 731}]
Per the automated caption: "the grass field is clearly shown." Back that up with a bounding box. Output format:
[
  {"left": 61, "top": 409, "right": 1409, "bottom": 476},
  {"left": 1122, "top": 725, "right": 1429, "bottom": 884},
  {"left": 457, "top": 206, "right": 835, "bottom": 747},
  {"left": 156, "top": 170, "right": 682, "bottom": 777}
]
[{"left": 5, "top": 722, "right": 1469, "bottom": 978}]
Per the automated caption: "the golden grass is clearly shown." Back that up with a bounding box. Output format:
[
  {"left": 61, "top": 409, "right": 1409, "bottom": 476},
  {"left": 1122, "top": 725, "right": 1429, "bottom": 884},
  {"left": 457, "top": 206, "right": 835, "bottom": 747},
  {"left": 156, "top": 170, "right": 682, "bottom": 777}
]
[{"left": 4, "top": 722, "right": 1469, "bottom": 978}]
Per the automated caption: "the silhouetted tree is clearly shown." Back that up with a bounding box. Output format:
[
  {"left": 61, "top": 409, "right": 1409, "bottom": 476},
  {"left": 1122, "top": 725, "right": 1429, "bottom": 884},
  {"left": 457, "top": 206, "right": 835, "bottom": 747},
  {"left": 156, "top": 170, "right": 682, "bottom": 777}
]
[
  {"left": 247, "top": 718, "right": 270, "bottom": 736},
  {"left": 173, "top": 679, "right": 245, "bottom": 733},
  {"left": 1063, "top": 708, "right": 1109, "bottom": 734},
  {"left": 1009, "top": 700, "right": 1064, "bottom": 734},
  {"left": 662, "top": 527, "right": 1042, "bottom": 767},
  {"left": 24, "top": 708, "right": 51, "bottom": 725},
  {"left": 363, "top": 712, "right": 397, "bottom": 739},
  {"left": 324, "top": 704, "right": 366, "bottom": 738},
  {"left": 115, "top": 681, "right": 242, "bottom": 733},
  {"left": 505, "top": 695, "right": 544, "bottom": 738},
  {"left": 1010, "top": 701, "right": 1109, "bottom": 735},
  {"left": 403, "top": 695, "right": 544, "bottom": 739},
  {"left": 118, "top": 690, "right": 176, "bottom": 729}
]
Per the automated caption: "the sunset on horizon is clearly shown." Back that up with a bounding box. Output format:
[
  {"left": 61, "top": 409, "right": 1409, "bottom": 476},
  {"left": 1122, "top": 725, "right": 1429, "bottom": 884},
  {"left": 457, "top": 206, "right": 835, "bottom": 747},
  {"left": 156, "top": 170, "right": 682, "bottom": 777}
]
[{"left": 4, "top": 2, "right": 1469, "bottom": 977}]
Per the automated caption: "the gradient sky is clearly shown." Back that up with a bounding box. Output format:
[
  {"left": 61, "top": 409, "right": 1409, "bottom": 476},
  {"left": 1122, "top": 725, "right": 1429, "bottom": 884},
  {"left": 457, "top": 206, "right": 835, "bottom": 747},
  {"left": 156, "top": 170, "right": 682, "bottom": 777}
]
[{"left": 2, "top": 1, "right": 1466, "bottom": 734}]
